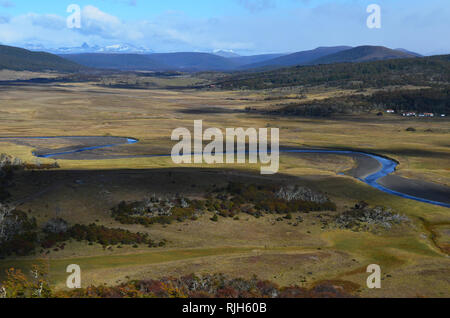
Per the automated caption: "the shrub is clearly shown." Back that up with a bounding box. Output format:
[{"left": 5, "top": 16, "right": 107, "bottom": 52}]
[
  {"left": 0, "top": 208, "right": 38, "bottom": 256},
  {"left": 57, "top": 273, "right": 357, "bottom": 298}
]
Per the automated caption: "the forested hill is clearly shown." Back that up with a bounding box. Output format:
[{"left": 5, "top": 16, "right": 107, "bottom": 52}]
[
  {"left": 217, "top": 55, "right": 450, "bottom": 90},
  {"left": 0, "top": 45, "right": 84, "bottom": 72},
  {"left": 311, "top": 46, "right": 416, "bottom": 64}
]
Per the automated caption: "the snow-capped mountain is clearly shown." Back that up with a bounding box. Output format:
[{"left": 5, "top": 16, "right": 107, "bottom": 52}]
[
  {"left": 213, "top": 49, "right": 241, "bottom": 58},
  {"left": 23, "top": 43, "right": 48, "bottom": 52},
  {"left": 23, "top": 43, "right": 153, "bottom": 54},
  {"left": 96, "top": 44, "right": 151, "bottom": 53}
]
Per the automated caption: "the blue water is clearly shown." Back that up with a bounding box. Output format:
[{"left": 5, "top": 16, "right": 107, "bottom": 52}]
[
  {"left": 1, "top": 136, "right": 448, "bottom": 208},
  {"left": 33, "top": 138, "right": 139, "bottom": 158},
  {"left": 0, "top": 136, "right": 138, "bottom": 159},
  {"left": 285, "top": 150, "right": 450, "bottom": 208}
]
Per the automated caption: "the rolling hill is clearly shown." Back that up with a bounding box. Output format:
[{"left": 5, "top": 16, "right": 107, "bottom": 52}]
[
  {"left": 0, "top": 44, "right": 84, "bottom": 72},
  {"left": 229, "top": 54, "right": 287, "bottom": 66},
  {"left": 240, "top": 46, "right": 352, "bottom": 69},
  {"left": 311, "top": 46, "right": 418, "bottom": 64},
  {"left": 395, "top": 48, "right": 423, "bottom": 57}
]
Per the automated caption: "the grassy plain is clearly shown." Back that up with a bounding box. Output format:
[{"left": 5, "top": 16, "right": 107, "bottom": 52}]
[{"left": 0, "top": 78, "right": 449, "bottom": 297}]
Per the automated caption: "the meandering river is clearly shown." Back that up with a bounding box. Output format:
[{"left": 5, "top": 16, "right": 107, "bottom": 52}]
[{"left": 1, "top": 136, "right": 449, "bottom": 208}]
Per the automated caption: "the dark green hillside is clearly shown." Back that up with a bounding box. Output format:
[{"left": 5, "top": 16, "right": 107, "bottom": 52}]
[
  {"left": 218, "top": 55, "right": 450, "bottom": 90},
  {"left": 241, "top": 46, "right": 351, "bottom": 69},
  {"left": 61, "top": 53, "right": 166, "bottom": 71},
  {"left": 229, "top": 53, "right": 286, "bottom": 66},
  {"left": 370, "top": 87, "right": 449, "bottom": 114},
  {"left": 311, "top": 46, "right": 416, "bottom": 64},
  {"left": 0, "top": 45, "right": 83, "bottom": 72}
]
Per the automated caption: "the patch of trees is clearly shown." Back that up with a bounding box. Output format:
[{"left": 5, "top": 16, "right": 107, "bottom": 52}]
[
  {"left": 24, "top": 162, "right": 60, "bottom": 170},
  {"left": 0, "top": 212, "right": 165, "bottom": 257},
  {"left": 112, "top": 184, "right": 336, "bottom": 226},
  {"left": 1, "top": 269, "right": 357, "bottom": 298},
  {"left": 0, "top": 154, "right": 59, "bottom": 203},
  {"left": 216, "top": 183, "right": 336, "bottom": 218},
  {"left": 261, "top": 95, "right": 376, "bottom": 117},
  {"left": 255, "top": 87, "right": 449, "bottom": 117},
  {"left": 218, "top": 55, "right": 450, "bottom": 90},
  {"left": 0, "top": 264, "right": 51, "bottom": 298},
  {"left": 40, "top": 221, "right": 165, "bottom": 250},
  {"left": 0, "top": 154, "right": 24, "bottom": 202},
  {"left": 68, "top": 273, "right": 355, "bottom": 298},
  {"left": 265, "top": 100, "right": 367, "bottom": 117},
  {"left": 0, "top": 206, "right": 38, "bottom": 257},
  {"left": 111, "top": 196, "right": 203, "bottom": 227},
  {"left": 370, "top": 87, "right": 449, "bottom": 114},
  {"left": 334, "top": 201, "right": 409, "bottom": 232}
]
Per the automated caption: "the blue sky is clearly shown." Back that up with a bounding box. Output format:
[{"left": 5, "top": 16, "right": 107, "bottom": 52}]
[{"left": 0, "top": 0, "right": 449, "bottom": 55}]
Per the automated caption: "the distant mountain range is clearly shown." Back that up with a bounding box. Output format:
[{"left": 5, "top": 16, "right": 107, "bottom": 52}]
[
  {"left": 24, "top": 42, "right": 152, "bottom": 54},
  {"left": 60, "top": 45, "right": 421, "bottom": 72},
  {"left": 59, "top": 52, "right": 288, "bottom": 72},
  {"left": 0, "top": 44, "right": 424, "bottom": 73}
]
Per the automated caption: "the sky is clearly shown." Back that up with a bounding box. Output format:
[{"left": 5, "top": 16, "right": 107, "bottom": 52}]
[{"left": 0, "top": 0, "right": 449, "bottom": 55}]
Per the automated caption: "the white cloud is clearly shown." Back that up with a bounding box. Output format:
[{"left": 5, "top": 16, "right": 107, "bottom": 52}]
[
  {"left": 28, "top": 13, "right": 66, "bottom": 30},
  {"left": 78, "top": 5, "right": 125, "bottom": 38},
  {"left": 0, "top": 1, "right": 14, "bottom": 9},
  {"left": 237, "top": 0, "right": 276, "bottom": 12}
]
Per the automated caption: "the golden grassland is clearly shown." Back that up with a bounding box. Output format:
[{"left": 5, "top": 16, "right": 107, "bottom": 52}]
[
  {"left": 0, "top": 81, "right": 449, "bottom": 297},
  {"left": 0, "top": 70, "right": 62, "bottom": 81},
  {"left": 1, "top": 83, "right": 448, "bottom": 182}
]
